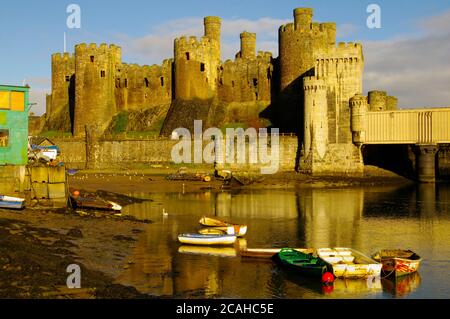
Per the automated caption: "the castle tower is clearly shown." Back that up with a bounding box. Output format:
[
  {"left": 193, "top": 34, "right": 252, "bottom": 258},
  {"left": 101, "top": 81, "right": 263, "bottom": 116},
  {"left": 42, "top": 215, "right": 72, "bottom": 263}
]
[
  {"left": 50, "top": 52, "right": 75, "bottom": 117},
  {"left": 294, "top": 8, "right": 313, "bottom": 30},
  {"left": 303, "top": 77, "right": 328, "bottom": 159},
  {"left": 350, "top": 94, "right": 368, "bottom": 145},
  {"left": 73, "top": 43, "right": 122, "bottom": 137},
  {"left": 174, "top": 17, "right": 222, "bottom": 100},
  {"left": 238, "top": 32, "right": 256, "bottom": 60},
  {"left": 278, "top": 7, "right": 336, "bottom": 132},
  {"left": 368, "top": 90, "right": 387, "bottom": 111}
]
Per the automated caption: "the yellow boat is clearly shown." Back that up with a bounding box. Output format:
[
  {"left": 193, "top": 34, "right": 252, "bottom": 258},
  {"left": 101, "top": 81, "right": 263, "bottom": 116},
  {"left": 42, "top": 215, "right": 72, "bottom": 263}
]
[
  {"left": 317, "top": 248, "right": 382, "bottom": 279},
  {"left": 199, "top": 216, "right": 248, "bottom": 237}
]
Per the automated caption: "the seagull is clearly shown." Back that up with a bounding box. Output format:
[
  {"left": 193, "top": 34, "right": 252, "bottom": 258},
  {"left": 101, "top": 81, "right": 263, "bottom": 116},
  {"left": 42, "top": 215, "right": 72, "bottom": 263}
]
[{"left": 162, "top": 209, "right": 169, "bottom": 218}]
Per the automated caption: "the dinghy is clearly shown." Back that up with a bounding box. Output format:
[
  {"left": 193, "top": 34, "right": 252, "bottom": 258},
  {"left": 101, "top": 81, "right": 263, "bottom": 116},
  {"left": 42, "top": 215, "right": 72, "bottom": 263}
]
[
  {"left": 372, "top": 250, "right": 422, "bottom": 277},
  {"left": 178, "top": 233, "right": 237, "bottom": 246},
  {"left": 0, "top": 195, "right": 25, "bottom": 210},
  {"left": 317, "top": 248, "right": 382, "bottom": 279},
  {"left": 272, "top": 248, "right": 333, "bottom": 278},
  {"left": 199, "top": 216, "right": 248, "bottom": 237}
]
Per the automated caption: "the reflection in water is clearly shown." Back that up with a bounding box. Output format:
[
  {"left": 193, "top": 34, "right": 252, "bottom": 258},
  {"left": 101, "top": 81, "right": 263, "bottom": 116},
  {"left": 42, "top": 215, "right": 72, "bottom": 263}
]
[
  {"left": 114, "top": 184, "right": 450, "bottom": 299},
  {"left": 382, "top": 273, "right": 422, "bottom": 297}
]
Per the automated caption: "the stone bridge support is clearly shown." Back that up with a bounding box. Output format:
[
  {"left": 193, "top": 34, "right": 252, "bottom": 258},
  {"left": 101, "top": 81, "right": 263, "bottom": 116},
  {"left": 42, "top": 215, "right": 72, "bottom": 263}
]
[{"left": 413, "top": 145, "right": 439, "bottom": 183}]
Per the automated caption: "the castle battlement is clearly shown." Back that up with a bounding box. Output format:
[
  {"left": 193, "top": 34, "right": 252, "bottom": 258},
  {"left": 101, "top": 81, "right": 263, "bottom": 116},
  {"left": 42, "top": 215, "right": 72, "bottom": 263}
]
[
  {"left": 51, "top": 52, "right": 74, "bottom": 61},
  {"left": 174, "top": 36, "right": 211, "bottom": 47},
  {"left": 303, "top": 76, "right": 326, "bottom": 91}
]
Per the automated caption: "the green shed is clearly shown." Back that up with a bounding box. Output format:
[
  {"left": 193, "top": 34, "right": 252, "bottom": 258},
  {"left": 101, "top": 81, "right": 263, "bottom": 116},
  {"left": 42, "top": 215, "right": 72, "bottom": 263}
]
[{"left": 0, "top": 84, "right": 30, "bottom": 165}]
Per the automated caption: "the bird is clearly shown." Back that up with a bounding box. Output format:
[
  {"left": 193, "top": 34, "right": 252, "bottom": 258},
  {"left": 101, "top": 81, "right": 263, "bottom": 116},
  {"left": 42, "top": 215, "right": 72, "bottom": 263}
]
[{"left": 162, "top": 209, "right": 169, "bottom": 218}]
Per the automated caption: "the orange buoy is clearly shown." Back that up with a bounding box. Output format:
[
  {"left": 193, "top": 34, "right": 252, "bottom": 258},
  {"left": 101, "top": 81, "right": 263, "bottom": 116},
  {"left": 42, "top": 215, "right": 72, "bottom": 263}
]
[{"left": 73, "top": 191, "right": 80, "bottom": 197}]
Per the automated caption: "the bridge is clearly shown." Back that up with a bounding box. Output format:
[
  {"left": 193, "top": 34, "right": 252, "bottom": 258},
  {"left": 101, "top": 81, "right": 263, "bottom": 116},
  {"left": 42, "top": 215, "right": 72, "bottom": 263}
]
[{"left": 358, "top": 108, "right": 450, "bottom": 182}]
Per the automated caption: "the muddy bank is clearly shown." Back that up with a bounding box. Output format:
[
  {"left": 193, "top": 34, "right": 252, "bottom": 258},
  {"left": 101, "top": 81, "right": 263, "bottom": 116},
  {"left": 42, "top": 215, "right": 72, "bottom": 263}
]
[
  {"left": 67, "top": 165, "right": 412, "bottom": 195},
  {"left": 0, "top": 209, "right": 152, "bottom": 299}
]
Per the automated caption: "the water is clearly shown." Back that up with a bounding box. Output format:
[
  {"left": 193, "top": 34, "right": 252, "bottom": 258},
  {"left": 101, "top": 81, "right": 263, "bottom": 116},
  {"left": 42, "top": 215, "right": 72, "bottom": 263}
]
[{"left": 115, "top": 183, "right": 450, "bottom": 299}]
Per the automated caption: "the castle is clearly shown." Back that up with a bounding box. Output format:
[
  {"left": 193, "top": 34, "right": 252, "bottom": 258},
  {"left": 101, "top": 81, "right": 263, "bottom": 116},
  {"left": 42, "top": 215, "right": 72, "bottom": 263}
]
[{"left": 44, "top": 7, "right": 399, "bottom": 174}]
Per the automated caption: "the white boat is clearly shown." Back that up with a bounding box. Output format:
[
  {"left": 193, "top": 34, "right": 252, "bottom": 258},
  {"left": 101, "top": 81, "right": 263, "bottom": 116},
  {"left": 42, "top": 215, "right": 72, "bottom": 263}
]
[
  {"left": 178, "top": 234, "right": 237, "bottom": 246},
  {"left": 0, "top": 195, "right": 25, "bottom": 203},
  {"left": 0, "top": 195, "right": 25, "bottom": 210},
  {"left": 317, "top": 248, "right": 382, "bottom": 279}
]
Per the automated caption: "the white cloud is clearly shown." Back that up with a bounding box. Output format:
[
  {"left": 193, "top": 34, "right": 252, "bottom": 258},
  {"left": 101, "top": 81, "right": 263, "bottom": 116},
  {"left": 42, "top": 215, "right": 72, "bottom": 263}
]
[{"left": 364, "top": 10, "right": 450, "bottom": 108}]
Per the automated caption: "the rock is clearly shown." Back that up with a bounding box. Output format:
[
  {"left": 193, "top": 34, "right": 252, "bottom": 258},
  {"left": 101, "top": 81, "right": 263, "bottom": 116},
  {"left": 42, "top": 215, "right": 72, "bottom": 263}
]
[{"left": 67, "top": 228, "right": 83, "bottom": 238}]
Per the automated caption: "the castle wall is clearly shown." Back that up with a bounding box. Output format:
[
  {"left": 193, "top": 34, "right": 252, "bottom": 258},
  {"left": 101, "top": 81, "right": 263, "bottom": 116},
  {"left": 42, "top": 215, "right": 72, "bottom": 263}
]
[
  {"left": 115, "top": 60, "right": 173, "bottom": 112},
  {"left": 73, "top": 43, "right": 121, "bottom": 137},
  {"left": 368, "top": 91, "right": 398, "bottom": 111},
  {"left": 218, "top": 52, "right": 272, "bottom": 104}
]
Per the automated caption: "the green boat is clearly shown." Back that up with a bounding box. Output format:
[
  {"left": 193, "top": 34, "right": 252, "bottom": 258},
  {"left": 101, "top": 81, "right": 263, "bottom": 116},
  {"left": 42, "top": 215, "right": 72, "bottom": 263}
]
[{"left": 272, "top": 248, "right": 333, "bottom": 278}]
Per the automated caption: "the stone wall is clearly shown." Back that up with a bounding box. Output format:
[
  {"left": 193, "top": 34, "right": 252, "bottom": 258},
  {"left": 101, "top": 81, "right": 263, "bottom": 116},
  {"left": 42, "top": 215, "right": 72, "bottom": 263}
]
[
  {"left": 53, "top": 136, "right": 300, "bottom": 172},
  {"left": 439, "top": 145, "right": 450, "bottom": 179}
]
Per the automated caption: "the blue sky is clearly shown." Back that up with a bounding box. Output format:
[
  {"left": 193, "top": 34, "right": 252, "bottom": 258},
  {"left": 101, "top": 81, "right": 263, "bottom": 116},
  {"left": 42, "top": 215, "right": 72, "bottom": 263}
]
[{"left": 1, "top": 0, "right": 449, "bottom": 114}]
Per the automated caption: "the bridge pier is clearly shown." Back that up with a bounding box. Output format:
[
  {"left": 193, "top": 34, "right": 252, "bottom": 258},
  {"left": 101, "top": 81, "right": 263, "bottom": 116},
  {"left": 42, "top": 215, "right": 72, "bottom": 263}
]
[{"left": 413, "top": 145, "right": 439, "bottom": 183}]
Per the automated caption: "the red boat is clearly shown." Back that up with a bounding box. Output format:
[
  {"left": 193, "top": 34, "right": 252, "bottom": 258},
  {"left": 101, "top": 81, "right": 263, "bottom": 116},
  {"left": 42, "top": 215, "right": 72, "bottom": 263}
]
[{"left": 372, "top": 250, "right": 422, "bottom": 277}]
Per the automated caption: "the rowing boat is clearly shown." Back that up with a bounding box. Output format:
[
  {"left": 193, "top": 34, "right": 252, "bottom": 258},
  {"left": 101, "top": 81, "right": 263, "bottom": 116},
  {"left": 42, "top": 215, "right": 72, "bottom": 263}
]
[
  {"left": 199, "top": 216, "right": 248, "bottom": 237},
  {"left": 0, "top": 195, "right": 25, "bottom": 210},
  {"left": 317, "top": 248, "right": 382, "bottom": 279},
  {"left": 240, "top": 248, "right": 315, "bottom": 259},
  {"left": 70, "top": 196, "right": 122, "bottom": 211},
  {"left": 178, "top": 234, "right": 237, "bottom": 246},
  {"left": 272, "top": 248, "right": 333, "bottom": 277},
  {"left": 372, "top": 250, "right": 422, "bottom": 277}
]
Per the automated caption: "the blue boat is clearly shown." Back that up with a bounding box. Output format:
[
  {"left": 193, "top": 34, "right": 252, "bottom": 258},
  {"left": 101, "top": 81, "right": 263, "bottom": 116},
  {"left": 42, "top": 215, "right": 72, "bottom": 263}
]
[{"left": 0, "top": 195, "right": 25, "bottom": 210}]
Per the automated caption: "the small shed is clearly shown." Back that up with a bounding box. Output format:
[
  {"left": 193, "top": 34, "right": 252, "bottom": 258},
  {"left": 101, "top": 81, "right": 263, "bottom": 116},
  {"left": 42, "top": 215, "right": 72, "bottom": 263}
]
[{"left": 0, "top": 85, "right": 30, "bottom": 165}]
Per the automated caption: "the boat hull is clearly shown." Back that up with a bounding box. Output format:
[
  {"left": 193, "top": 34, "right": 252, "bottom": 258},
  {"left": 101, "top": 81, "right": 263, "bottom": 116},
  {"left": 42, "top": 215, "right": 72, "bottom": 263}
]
[
  {"left": 199, "top": 216, "right": 247, "bottom": 237},
  {"left": 178, "top": 234, "right": 237, "bottom": 246},
  {"left": 0, "top": 201, "right": 25, "bottom": 210}
]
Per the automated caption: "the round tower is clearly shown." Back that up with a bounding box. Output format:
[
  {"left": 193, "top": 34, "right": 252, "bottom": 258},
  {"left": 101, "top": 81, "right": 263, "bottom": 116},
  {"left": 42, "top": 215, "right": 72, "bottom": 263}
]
[
  {"left": 240, "top": 32, "right": 256, "bottom": 60},
  {"left": 350, "top": 94, "right": 368, "bottom": 145},
  {"left": 368, "top": 90, "right": 387, "bottom": 111},
  {"left": 204, "top": 16, "right": 221, "bottom": 59},
  {"left": 73, "top": 43, "right": 121, "bottom": 137},
  {"left": 303, "top": 77, "right": 328, "bottom": 159},
  {"left": 294, "top": 8, "right": 313, "bottom": 31}
]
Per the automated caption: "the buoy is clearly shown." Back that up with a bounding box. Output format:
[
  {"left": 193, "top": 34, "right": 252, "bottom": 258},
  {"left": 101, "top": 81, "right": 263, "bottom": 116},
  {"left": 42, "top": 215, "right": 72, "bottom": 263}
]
[
  {"left": 73, "top": 191, "right": 80, "bottom": 197},
  {"left": 322, "top": 272, "right": 335, "bottom": 284}
]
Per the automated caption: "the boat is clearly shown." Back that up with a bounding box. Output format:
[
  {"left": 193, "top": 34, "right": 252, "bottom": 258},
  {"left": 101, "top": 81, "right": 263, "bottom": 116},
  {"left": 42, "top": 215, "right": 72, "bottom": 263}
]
[
  {"left": 0, "top": 195, "right": 25, "bottom": 210},
  {"left": 70, "top": 195, "right": 122, "bottom": 211},
  {"left": 240, "top": 248, "right": 315, "bottom": 259},
  {"left": 199, "top": 216, "right": 248, "bottom": 237},
  {"left": 272, "top": 248, "right": 333, "bottom": 277},
  {"left": 199, "top": 225, "right": 247, "bottom": 237},
  {"left": 372, "top": 250, "right": 422, "bottom": 277},
  {"left": 178, "top": 234, "right": 237, "bottom": 246},
  {"left": 317, "top": 248, "right": 382, "bottom": 279},
  {"left": 381, "top": 272, "right": 421, "bottom": 297},
  {"left": 178, "top": 245, "right": 237, "bottom": 257}
]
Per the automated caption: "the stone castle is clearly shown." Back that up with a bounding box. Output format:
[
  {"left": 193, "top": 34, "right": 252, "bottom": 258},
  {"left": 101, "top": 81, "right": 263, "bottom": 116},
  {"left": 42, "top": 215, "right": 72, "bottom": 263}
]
[{"left": 44, "top": 7, "right": 400, "bottom": 174}]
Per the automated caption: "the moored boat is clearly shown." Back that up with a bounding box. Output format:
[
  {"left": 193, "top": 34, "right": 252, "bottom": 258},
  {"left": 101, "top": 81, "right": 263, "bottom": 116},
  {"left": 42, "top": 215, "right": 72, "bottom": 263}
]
[
  {"left": 178, "top": 233, "right": 237, "bottom": 246},
  {"left": 0, "top": 195, "right": 25, "bottom": 210},
  {"left": 199, "top": 216, "right": 248, "bottom": 237},
  {"left": 372, "top": 250, "right": 422, "bottom": 277},
  {"left": 317, "top": 248, "right": 382, "bottom": 279},
  {"left": 70, "top": 196, "right": 122, "bottom": 211},
  {"left": 240, "top": 248, "right": 314, "bottom": 259},
  {"left": 272, "top": 248, "right": 333, "bottom": 277}
]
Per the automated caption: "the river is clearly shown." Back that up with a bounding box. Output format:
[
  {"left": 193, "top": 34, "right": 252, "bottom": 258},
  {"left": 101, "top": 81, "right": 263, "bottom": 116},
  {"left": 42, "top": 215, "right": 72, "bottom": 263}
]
[{"left": 115, "top": 183, "right": 450, "bottom": 299}]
